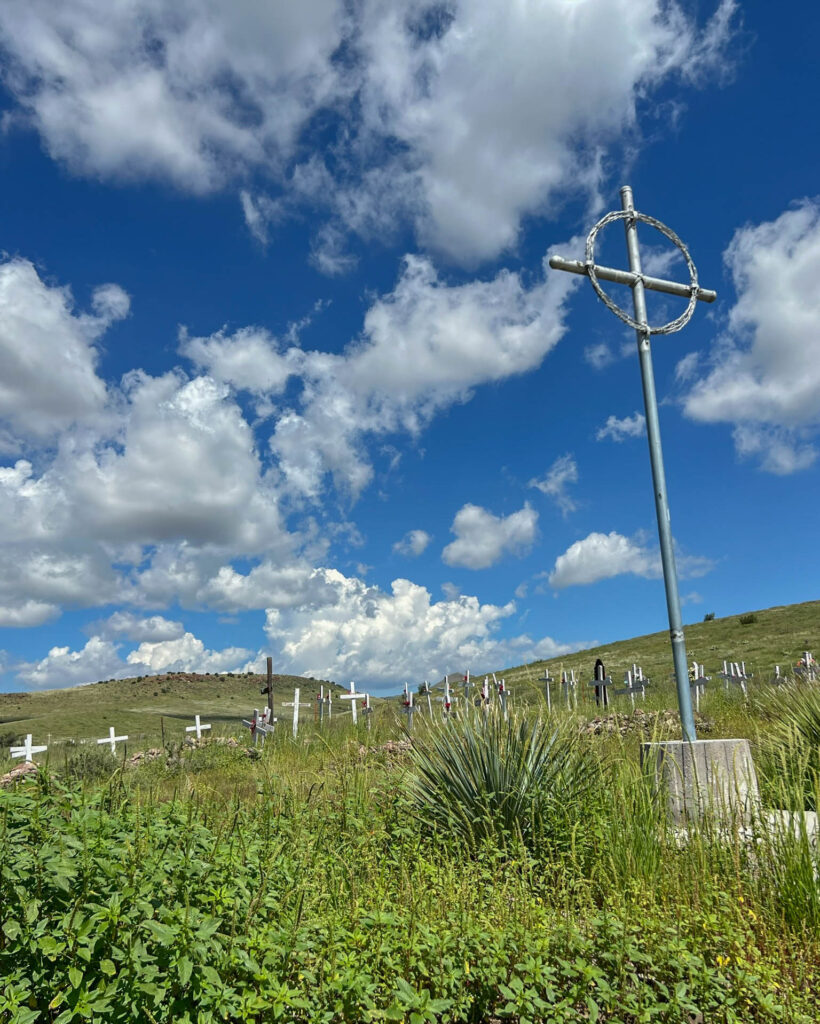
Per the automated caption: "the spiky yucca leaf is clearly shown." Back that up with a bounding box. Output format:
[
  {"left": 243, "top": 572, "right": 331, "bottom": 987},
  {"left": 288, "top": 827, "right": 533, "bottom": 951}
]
[
  {"left": 757, "top": 681, "right": 820, "bottom": 810},
  {"left": 405, "top": 712, "right": 600, "bottom": 850}
]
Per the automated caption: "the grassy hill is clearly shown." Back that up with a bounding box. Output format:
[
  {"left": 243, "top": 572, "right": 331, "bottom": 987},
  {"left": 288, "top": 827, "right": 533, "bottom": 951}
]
[
  {"left": 1, "top": 599, "right": 817, "bottom": 748},
  {"left": 0, "top": 670, "right": 343, "bottom": 746},
  {"left": 493, "top": 598, "right": 819, "bottom": 708}
]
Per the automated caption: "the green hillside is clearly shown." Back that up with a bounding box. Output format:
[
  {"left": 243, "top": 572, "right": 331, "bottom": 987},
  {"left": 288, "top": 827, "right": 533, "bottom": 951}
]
[
  {"left": 494, "top": 598, "right": 819, "bottom": 709},
  {"left": 0, "top": 670, "right": 343, "bottom": 746},
  {"left": 2, "top": 599, "right": 818, "bottom": 748}
]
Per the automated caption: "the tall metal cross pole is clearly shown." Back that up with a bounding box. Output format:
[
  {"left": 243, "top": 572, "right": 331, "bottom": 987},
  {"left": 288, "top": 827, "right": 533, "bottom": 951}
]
[{"left": 549, "top": 186, "right": 717, "bottom": 743}]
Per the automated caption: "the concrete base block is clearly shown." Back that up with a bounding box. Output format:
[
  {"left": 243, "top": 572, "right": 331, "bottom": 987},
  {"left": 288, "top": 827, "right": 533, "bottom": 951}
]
[{"left": 641, "top": 738, "right": 759, "bottom": 824}]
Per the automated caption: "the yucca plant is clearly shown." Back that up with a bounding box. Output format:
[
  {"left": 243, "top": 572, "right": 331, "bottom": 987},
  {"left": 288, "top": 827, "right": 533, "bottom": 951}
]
[
  {"left": 756, "top": 681, "right": 820, "bottom": 810},
  {"left": 405, "top": 711, "right": 601, "bottom": 852}
]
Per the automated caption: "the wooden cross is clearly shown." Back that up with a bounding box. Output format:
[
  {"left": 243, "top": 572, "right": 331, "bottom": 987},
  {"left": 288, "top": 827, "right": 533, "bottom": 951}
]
[
  {"left": 796, "top": 651, "right": 817, "bottom": 682},
  {"left": 689, "top": 661, "right": 709, "bottom": 712},
  {"left": 282, "top": 687, "right": 311, "bottom": 739},
  {"left": 437, "top": 678, "right": 455, "bottom": 716},
  {"left": 185, "top": 714, "right": 212, "bottom": 740},
  {"left": 401, "top": 690, "right": 417, "bottom": 730},
  {"left": 718, "top": 661, "right": 749, "bottom": 697},
  {"left": 614, "top": 670, "right": 648, "bottom": 708},
  {"left": 97, "top": 726, "right": 128, "bottom": 754},
  {"left": 541, "top": 669, "right": 552, "bottom": 713},
  {"left": 10, "top": 734, "right": 47, "bottom": 763},
  {"left": 462, "top": 670, "right": 473, "bottom": 704},
  {"left": 339, "top": 681, "right": 364, "bottom": 724},
  {"left": 420, "top": 680, "right": 434, "bottom": 717},
  {"left": 242, "top": 708, "right": 264, "bottom": 745}
]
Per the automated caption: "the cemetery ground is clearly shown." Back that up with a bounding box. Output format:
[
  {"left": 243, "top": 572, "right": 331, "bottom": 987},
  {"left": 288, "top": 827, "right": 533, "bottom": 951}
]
[{"left": 1, "top": 601, "right": 820, "bottom": 1022}]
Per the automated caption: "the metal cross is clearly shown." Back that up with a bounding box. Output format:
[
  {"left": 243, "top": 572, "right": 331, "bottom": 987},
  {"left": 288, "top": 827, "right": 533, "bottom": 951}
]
[{"left": 550, "top": 185, "right": 717, "bottom": 743}]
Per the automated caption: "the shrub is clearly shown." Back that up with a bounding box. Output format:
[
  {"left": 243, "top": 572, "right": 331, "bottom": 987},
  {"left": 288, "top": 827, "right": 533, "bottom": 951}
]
[
  {"left": 703, "top": 611, "right": 716, "bottom": 622},
  {"left": 64, "top": 746, "right": 121, "bottom": 783},
  {"left": 739, "top": 613, "right": 757, "bottom": 625},
  {"left": 406, "top": 712, "right": 600, "bottom": 852}
]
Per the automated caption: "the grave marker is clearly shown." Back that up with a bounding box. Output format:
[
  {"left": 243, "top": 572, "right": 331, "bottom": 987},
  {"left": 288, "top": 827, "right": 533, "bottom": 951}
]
[
  {"left": 718, "top": 661, "right": 749, "bottom": 697},
  {"left": 401, "top": 690, "right": 418, "bottom": 731},
  {"left": 10, "top": 734, "right": 47, "bottom": 763},
  {"left": 463, "top": 670, "right": 473, "bottom": 704},
  {"left": 339, "top": 681, "right": 365, "bottom": 724},
  {"left": 796, "top": 651, "right": 817, "bottom": 682},
  {"left": 590, "top": 659, "right": 612, "bottom": 708},
  {"left": 550, "top": 186, "right": 716, "bottom": 742},
  {"left": 541, "top": 668, "right": 552, "bottom": 712},
  {"left": 361, "top": 692, "right": 373, "bottom": 730},
  {"left": 614, "top": 670, "right": 648, "bottom": 708},
  {"left": 97, "top": 726, "right": 128, "bottom": 754},
  {"left": 282, "top": 688, "right": 311, "bottom": 739},
  {"left": 420, "top": 680, "right": 434, "bottom": 717},
  {"left": 437, "top": 678, "right": 455, "bottom": 717},
  {"left": 689, "top": 662, "right": 708, "bottom": 713},
  {"left": 185, "top": 715, "right": 212, "bottom": 741},
  {"left": 496, "top": 677, "right": 509, "bottom": 720}
]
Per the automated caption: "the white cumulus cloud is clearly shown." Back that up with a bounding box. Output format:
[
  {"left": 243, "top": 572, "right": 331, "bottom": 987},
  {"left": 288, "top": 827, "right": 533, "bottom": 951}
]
[
  {"left": 393, "top": 529, "right": 432, "bottom": 558},
  {"left": 530, "top": 454, "right": 579, "bottom": 517},
  {"left": 682, "top": 200, "right": 820, "bottom": 473},
  {"left": 442, "top": 504, "right": 538, "bottom": 570},
  {"left": 596, "top": 412, "right": 646, "bottom": 442},
  {"left": 548, "top": 530, "right": 714, "bottom": 588}
]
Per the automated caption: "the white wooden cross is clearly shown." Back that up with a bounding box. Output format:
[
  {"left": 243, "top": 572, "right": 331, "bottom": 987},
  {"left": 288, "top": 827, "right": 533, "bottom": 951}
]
[
  {"left": 615, "top": 670, "right": 648, "bottom": 709},
  {"left": 361, "top": 692, "right": 373, "bottom": 730},
  {"left": 185, "top": 714, "right": 212, "bottom": 741},
  {"left": 317, "top": 685, "right": 326, "bottom": 723},
  {"left": 718, "top": 661, "right": 749, "bottom": 697},
  {"left": 420, "top": 680, "right": 433, "bottom": 717},
  {"left": 437, "top": 678, "right": 455, "bottom": 716},
  {"left": 242, "top": 708, "right": 264, "bottom": 745},
  {"left": 462, "top": 670, "right": 473, "bottom": 704},
  {"left": 481, "top": 676, "right": 491, "bottom": 708},
  {"left": 10, "top": 734, "right": 47, "bottom": 763},
  {"left": 97, "top": 726, "right": 128, "bottom": 754},
  {"left": 541, "top": 669, "right": 552, "bottom": 713},
  {"left": 401, "top": 689, "right": 418, "bottom": 730},
  {"left": 689, "top": 661, "right": 709, "bottom": 712},
  {"left": 339, "top": 681, "right": 365, "bottom": 724},
  {"left": 282, "top": 687, "right": 311, "bottom": 739},
  {"left": 796, "top": 651, "right": 817, "bottom": 682}
]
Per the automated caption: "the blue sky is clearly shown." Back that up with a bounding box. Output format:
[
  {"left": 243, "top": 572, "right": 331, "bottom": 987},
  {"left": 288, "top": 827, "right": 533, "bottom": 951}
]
[{"left": 0, "top": 0, "right": 818, "bottom": 694}]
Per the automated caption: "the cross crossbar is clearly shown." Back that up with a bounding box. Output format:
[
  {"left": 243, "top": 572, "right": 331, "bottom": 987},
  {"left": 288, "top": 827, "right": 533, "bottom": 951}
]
[{"left": 548, "top": 257, "right": 716, "bottom": 303}]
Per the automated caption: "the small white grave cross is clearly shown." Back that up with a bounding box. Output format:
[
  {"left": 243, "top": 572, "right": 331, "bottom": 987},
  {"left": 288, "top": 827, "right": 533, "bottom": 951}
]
[
  {"left": 463, "top": 670, "right": 473, "bottom": 704},
  {"left": 718, "top": 660, "right": 750, "bottom": 697},
  {"left": 242, "top": 708, "right": 263, "bottom": 745},
  {"left": 796, "top": 651, "right": 817, "bottom": 682},
  {"left": 282, "top": 687, "right": 311, "bottom": 739},
  {"left": 689, "top": 662, "right": 709, "bottom": 712},
  {"left": 339, "top": 681, "right": 364, "bottom": 724},
  {"left": 10, "top": 734, "right": 47, "bottom": 763},
  {"left": 185, "top": 715, "right": 212, "bottom": 741},
  {"left": 401, "top": 690, "right": 418, "bottom": 730},
  {"left": 97, "top": 726, "right": 128, "bottom": 754},
  {"left": 420, "top": 680, "right": 433, "bottom": 717},
  {"left": 541, "top": 669, "right": 552, "bottom": 713},
  {"left": 437, "top": 678, "right": 455, "bottom": 716}
]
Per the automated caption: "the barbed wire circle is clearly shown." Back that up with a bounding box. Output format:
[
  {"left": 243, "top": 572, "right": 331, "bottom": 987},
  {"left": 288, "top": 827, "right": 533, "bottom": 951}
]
[{"left": 584, "top": 209, "right": 699, "bottom": 335}]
